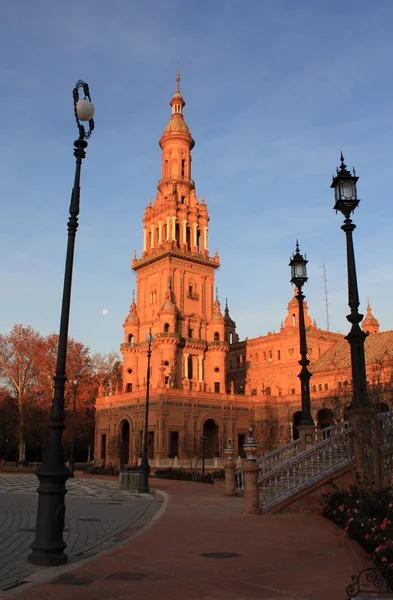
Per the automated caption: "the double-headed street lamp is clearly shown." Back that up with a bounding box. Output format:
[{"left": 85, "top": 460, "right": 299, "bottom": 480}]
[
  {"left": 28, "top": 81, "right": 95, "bottom": 567},
  {"left": 138, "top": 330, "right": 154, "bottom": 494},
  {"left": 331, "top": 154, "right": 370, "bottom": 410},
  {"left": 289, "top": 242, "right": 314, "bottom": 427}
]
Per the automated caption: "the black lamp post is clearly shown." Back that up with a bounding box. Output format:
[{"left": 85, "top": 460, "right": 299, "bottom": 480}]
[
  {"left": 69, "top": 379, "right": 78, "bottom": 477},
  {"left": 28, "top": 81, "right": 94, "bottom": 567},
  {"left": 201, "top": 436, "right": 206, "bottom": 475},
  {"left": 214, "top": 424, "right": 220, "bottom": 458},
  {"left": 289, "top": 242, "right": 314, "bottom": 426},
  {"left": 138, "top": 429, "right": 143, "bottom": 459},
  {"left": 36, "top": 442, "right": 40, "bottom": 463},
  {"left": 331, "top": 154, "right": 370, "bottom": 410},
  {"left": 4, "top": 439, "right": 8, "bottom": 463},
  {"left": 138, "top": 329, "right": 154, "bottom": 494}
]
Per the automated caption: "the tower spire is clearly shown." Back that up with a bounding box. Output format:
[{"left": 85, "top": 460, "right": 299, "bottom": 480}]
[{"left": 176, "top": 69, "right": 180, "bottom": 93}]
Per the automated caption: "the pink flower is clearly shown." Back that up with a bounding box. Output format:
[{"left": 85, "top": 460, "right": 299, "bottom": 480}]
[
  {"left": 339, "top": 505, "right": 344, "bottom": 512},
  {"left": 382, "top": 557, "right": 387, "bottom": 562},
  {"left": 381, "top": 522, "right": 387, "bottom": 531},
  {"left": 364, "top": 534, "right": 370, "bottom": 540}
]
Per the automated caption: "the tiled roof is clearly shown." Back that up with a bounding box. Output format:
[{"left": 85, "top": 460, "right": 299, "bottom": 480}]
[{"left": 311, "top": 330, "right": 393, "bottom": 373}]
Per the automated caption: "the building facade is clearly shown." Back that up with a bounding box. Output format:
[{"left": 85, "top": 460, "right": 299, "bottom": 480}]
[{"left": 94, "top": 77, "right": 393, "bottom": 467}]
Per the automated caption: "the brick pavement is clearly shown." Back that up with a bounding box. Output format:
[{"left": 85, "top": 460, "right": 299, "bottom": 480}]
[
  {"left": 5, "top": 478, "right": 373, "bottom": 600},
  {"left": 0, "top": 475, "right": 159, "bottom": 594}
]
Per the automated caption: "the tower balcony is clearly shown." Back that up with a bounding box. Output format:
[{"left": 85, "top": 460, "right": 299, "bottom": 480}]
[
  {"left": 132, "top": 245, "right": 220, "bottom": 270},
  {"left": 158, "top": 176, "right": 195, "bottom": 191}
]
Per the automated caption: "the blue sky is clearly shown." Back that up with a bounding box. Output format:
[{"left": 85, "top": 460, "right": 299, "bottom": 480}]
[{"left": 1, "top": 0, "right": 393, "bottom": 355}]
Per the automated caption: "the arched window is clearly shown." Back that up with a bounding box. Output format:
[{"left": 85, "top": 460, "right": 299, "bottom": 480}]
[
  {"left": 269, "top": 350, "right": 272, "bottom": 360},
  {"left": 312, "top": 385, "right": 316, "bottom": 392},
  {"left": 176, "top": 224, "right": 180, "bottom": 246},
  {"left": 338, "top": 381, "right": 342, "bottom": 390},
  {"left": 292, "top": 314, "right": 296, "bottom": 326},
  {"left": 181, "top": 159, "right": 185, "bottom": 177},
  {"left": 318, "top": 384, "right": 322, "bottom": 391},
  {"left": 263, "top": 351, "right": 266, "bottom": 360},
  {"left": 229, "top": 331, "right": 233, "bottom": 344},
  {"left": 164, "top": 160, "right": 169, "bottom": 177},
  {"left": 128, "top": 334, "right": 134, "bottom": 347},
  {"left": 164, "top": 323, "right": 170, "bottom": 333},
  {"left": 324, "top": 383, "right": 329, "bottom": 391},
  {"left": 214, "top": 332, "right": 220, "bottom": 342},
  {"left": 186, "top": 227, "right": 191, "bottom": 249},
  {"left": 197, "top": 230, "right": 201, "bottom": 252}
]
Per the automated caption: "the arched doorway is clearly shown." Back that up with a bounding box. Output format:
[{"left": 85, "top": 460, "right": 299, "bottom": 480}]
[
  {"left": 317, "top": 409, "right": 334, "bottom": 438},
  {"left": 119, "top": 420, "right": 130, "bottom": 467},
  {"left": 292, "top": 411, "right": 302, "bottom": 440},
  {"left": 202, "top": 419, "right": 219, "bottom": 458}
]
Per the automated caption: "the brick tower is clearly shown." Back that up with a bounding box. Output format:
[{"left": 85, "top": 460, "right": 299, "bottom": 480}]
[{"left": 122, "top": 72, "right": 231, "bottom": 396}]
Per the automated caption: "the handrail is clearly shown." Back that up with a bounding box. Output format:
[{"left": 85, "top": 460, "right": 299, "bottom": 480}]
[{"left": 259, "top": 428, "right": 354, "bottom": 512}]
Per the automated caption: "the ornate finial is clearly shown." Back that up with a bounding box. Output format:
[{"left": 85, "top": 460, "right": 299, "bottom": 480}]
[
  {"left": 295, "top": 239, "right": 300, "bottom": 253},
  {"left": 215, "top": 248, "right": 218, "bottom": 256},
  {"left": 176, "top": 69, "right": 180, "bottom": 93},
  {"left": 133, "top": 249, "right": 137, "bottom": 259},
  {"left": 132, "top": 289, "right": 135, "bottom": 303},
  {"left": 352, "top": 167, "right": 356, "bottom": 177},
  {"left": 340, "top": 152, "right": 347, "bottom": 171},
  {"left": 215, "top": 287, "right": 219, "bottom": 301},
  {"left": 201, "top": 195, "right": 205, "bottom": 204},
  {"left": 148, "top": 197, "right": 152, "bottom": 206},
  {"left": 225, "top": 297, "right": 228, "bottom": 309}
]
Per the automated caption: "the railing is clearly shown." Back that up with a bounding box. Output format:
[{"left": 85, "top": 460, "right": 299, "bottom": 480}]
[
  {"left": 315, "top": 420, "right": 350, "bottom": 443},
  {"left": 155, "top": 332, "right": 180, "bottom": 340},
  {"left": 158, "top": 176, "right": 195, "bottom": 188},
  {"left": 259, "top": 427, "right": 354, "bottom": 512},
  {"left": 235, "top": 468, "right": 244, "bottom": 495},
  {"left": 257, "top": 438, "right": 301, "bottom": 477},
  {"left": 378, "top": 411, "right": 393, "bottom": 450}
]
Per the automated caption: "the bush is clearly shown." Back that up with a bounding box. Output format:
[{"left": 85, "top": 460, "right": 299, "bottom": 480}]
[
  {"left": 86, "top": 465, "right": 120, "bottom": 476},
  {"left": 321, "top": 480, "right": 393, "bottom": 570},
  {"left": 153, "top": 468, "right": 225, "bottom": 484}
]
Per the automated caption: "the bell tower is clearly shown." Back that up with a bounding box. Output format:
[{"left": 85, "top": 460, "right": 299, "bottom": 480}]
[{"left": 122, "top": 74, "right": 230, "bottom": 394}]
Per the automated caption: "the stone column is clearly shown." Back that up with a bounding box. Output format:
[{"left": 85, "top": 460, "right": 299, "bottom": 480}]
[
  {"left": 203, "top": 226, "right": 208, "bottom": 251},
  {"left": 242, "top": 428, "right": 261, "bottom": 515},
  {"left": 193, "top": 223, "right": 198, "bottom": 247},
  {"left": 166, "top": 216, "right": 170, "bottom": 240},
  {"left": 182, "top": 220, "right": 187, "bottom": 245},
  {"left": 243, "top": 461, "right": 260, "bottom": 514},
  {"left": 172, "top": 216, "right": 176, "bottom": 241},
  {"left": 198, "top": 355, "right": 203, "bottom": 382},
  {"left": 150, "top": 224, "right": 154, "bottom": 248},
  {"left": 158, "top": 221, "right": 162, "bottom": 244},
  {"left": 348, "top": 408, "right": 382, "bottom": 488},
  {"left": 224, "top": 439, "right": 236, "bottom": 496},
  {"left": 143, "top": 228, "right": 147, "bottom": 252},
  {"left": 184, "top": 353, "right": 189, "bottom": 379}
]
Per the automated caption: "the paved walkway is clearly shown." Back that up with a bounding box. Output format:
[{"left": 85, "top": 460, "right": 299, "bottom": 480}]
[
  {"left": 0, "top": 475, "right": 158, "bottom": 594},
  {"left": 4, "top": 478, "right": 372, "bottom": 600}
]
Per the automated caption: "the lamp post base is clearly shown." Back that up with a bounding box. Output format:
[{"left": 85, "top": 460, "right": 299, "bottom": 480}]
[
  {"left": 138, "top": 464, "right": 149, "bottom": 494},
  {"left": 28, "top": 463, "right": 70, "bottom": 566}
]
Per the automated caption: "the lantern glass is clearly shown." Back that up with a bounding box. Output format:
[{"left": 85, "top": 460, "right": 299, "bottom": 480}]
[
  {"left": 340, "top": 180, "right": 355, "bottom": 199},
  {"left": 147, "top": 332, "right": 154, "bottom": 344}
]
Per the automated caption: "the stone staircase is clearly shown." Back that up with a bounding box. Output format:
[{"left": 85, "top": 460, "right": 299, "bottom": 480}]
[{"left": 235, "top": 411, "right": 393, "bottom": 513}]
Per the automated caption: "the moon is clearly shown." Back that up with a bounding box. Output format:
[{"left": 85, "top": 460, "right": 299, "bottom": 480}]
[{"left": 102, "top": 309, "right": 108, "bottom": 316}]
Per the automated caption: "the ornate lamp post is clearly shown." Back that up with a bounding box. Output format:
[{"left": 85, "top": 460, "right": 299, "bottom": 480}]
[
  {"left": 289, "top": 242, "right": 314, "bottom": 427},
  {"left": 4, "top": 438, "right": 8, "bottom": 463},
  {"left": 28, "top": 81, "right": 95, "bottom": 566},
  {"left": 69, "top": 379, "right": 78, "bottom": 477},
  {"left": 138, "top": 329, "right": 154, "bottom": 493},
  {"left": 331, "top": 154, "right": 370, "bottom": 410}
]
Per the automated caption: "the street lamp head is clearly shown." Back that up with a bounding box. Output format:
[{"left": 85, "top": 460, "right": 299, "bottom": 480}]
[
  {"left": 73, "top": 379, "right": 78, "bottom": 387},
  {"left": 289, "top": 240, "right": 308, "bottom": 289},
  {"left": 331, "top": 153, "right": 359, "bottom": 217},
  {"left": 76, "top": 98, "right": 95, "bottom": 122},
  {"left": 146, "top": 330, "right": 154, "bottom": 345},
  {"left": 73, "top": 80, "right": 95, "bottom": 140}
]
